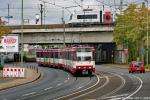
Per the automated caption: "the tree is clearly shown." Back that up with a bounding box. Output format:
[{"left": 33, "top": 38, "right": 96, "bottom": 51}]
[
  {"left": 113, "top": 3, "right": 149, "bottom": 61},
  {"left": 0, "top": 18, "right": 11, "bottom": 36}
]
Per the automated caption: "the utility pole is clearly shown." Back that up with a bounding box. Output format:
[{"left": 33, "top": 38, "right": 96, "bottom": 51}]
[
  {"left": 62, "top": 7, "right": 66, "bottom": 47},
  {"left": 40, "top": 4, "right": 43, "bottom": 25},
  {"left": 145, "top": 0, "right": 149, "bottom": 66},
  {"left": 8, "top": 4, "right": 10, "bottom": 25},
  {"left": 43, "top": 1, "right": 46, "bottom": 25},
  {"left": 21, "top": 0, "right": 24, "bottom": 67},
  {"left": 119, "top": 0, "right": 123, "bottom": 11}
]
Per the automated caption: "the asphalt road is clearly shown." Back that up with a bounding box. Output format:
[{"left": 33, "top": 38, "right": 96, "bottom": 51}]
[{"left": 0, "top": 63, "right": 150, "bottom": 100}]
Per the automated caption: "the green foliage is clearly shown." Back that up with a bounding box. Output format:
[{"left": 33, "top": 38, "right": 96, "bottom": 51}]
[
  {"left": 113, "top": 4, "right": 149, "bottom": 61},
  {"left": 146, "top": 64, "right": 150, "bottom": 69},
  {"left": 0, "top": 18, "right": 11, "bottom": 36},
  {"left": 0, "top": 65, "right": 3, "bottom": 70}
]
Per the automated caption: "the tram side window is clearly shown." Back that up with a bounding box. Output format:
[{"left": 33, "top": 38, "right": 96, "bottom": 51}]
[
  {"left": 36, "top": 52, "right": 40, "bottom": 57},
  {"left": 59, "top": 52, "right": 63, "bottom": 59},
  {"left": 48, "top": 52, "right": 51, "bottom": 58},
  {"left": 40, "top": 52, "right": 43, "bottom": 58},
  {"left": 51, "top": 53, "right": 53, "bottom": 58},
  {"left": 65, "top": 51, "right": 69, "bottom": 60},
  {"left": 69, "top": 51, "right": 72, "bottom": 60},
  {"left": 45, "top": 52, "right": 49, "bottom": 58},
  {"left": 55, "top": 52, "right": 58, "bottom": 58}
]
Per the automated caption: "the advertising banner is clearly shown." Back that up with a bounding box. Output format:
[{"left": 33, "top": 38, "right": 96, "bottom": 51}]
[{"left": 0, "top": 35, "right": 18, "bottom": 52}]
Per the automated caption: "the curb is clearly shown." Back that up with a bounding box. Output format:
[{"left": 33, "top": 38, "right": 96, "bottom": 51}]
[{"left": 0, "top": 69, "right": 41, "bottom": 91}]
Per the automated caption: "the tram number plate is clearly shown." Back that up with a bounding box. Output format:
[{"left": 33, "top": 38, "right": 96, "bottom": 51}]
[{"left": 82, "top": 70, "right": 88, "bottom": 75}]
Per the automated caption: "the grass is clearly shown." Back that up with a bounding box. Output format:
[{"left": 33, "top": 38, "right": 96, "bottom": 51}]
[{"left": 146, "top": 64, "right": 150, "bottom": 69}]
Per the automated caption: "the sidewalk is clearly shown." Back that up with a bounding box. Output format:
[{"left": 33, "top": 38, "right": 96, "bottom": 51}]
[
  {"left": 0, "top": 68, "right": 41, "bottom": 90},
  {"left": 101, "top": 64, "right": 129, "bottom": 69},
  {"left": 101, "top": 64, "right": 150, "bottom": 71}
]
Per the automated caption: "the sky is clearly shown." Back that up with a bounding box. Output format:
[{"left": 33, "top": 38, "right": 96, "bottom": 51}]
[{"left": 0, "top": 0, "right": 149, "bottom": 25}]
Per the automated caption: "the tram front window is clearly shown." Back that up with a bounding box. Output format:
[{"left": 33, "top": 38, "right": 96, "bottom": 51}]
[{"left": 77, "top": 56, "right": 92, "bottom": 61}]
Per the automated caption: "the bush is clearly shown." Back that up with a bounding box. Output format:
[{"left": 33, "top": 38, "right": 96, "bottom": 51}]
[
  {"left": 146, "top": 64, "right": 150, "bottom": 69},
  {"left": 0, "top": 65, "right": 3, "bottom": 70}
]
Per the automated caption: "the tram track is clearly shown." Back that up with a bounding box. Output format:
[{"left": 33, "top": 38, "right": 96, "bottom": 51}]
[
  {"left": 0, "top": 64, "right": 143, "bottom": 100},
  {"left": 55, "top": 71, "right": 128, "bottom": 100}
]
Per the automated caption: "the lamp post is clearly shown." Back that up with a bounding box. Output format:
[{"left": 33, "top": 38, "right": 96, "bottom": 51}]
[
  {"left": 145, "top": 0, "right": 149, "bottom": 66},
  {"left": 21, "top": 0, "right": 24, "bottom": 67}
]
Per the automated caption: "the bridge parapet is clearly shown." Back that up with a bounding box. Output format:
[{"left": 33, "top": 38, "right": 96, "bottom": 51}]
[{"left": 12, "top": 26, "right": 113, "bottom": 33}]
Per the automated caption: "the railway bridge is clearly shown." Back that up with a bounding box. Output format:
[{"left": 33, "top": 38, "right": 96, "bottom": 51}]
[{"left": 11, "top": 24, "right": 115, "bottom": 63}]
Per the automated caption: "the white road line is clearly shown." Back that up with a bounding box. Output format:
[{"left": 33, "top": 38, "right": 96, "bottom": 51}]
[
  {"left": 57, "top": 83, "right": 62, "bottom": 86},
  {"left": 55, "top": 74, "right": 100, "bottom": 100},
  {"left": 44, "top": 87, "right": 53, "bottom": 91},
  {"left": 22, "top": 92, "right": 36, "bottom": 97},
  {"left": 100, "top": 72, "right": 126, "bottom": 98},
  {"left": 70, "top": 74, "right": 109, "bottom": 100},
  {"left": 2, "top": 99, "right": 7, "bottom": 100},
  {"left": 123, "top": 75, "right": 143, "bottom": 100},
  {"left": 101, "top": 94, "right": 129, "bottom": 99},
  {"left": 77, "top": 86, "right": 82, "bottom": 89},
  {"left": 64, "top": 80, "right": 68, "bottom": 83},
  {"left": 67, "top": 73, "right": 70, "bottom": 80},
  {"left": 76, "top": 78, "right": 93, "bottom": 90}
]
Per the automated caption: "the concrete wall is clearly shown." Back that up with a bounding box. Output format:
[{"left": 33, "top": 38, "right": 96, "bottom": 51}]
[{"left": 17, "top": 32, "right": 113, "bottom": 44}]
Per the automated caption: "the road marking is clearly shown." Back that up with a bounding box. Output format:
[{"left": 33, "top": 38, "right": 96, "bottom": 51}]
[
  {"left": 70, "top": 74, "right": 109, "bottom": 100},
  {"left": 67, "top": 73, "right": 70, "bottom": 80},
  {"left": 64, "top": 80, "right": 68, "bottom": 83},
  {"left": 57, "top": 83, "right": 62, "bottom": 86},
  {"left": 123, "top": 75, "right": 143, "bottom": 100},
  {"left": 54, "top": 74, "right": 100, "bottom": 100},
  {"left": 101, "top": 94, "right": 129, "bottom": 99},
  {"left": 100, "top": 72, "right": 126, "bottom": 98},
  {"left": 22, "top": 92, "right": 36, "bottom": 97},
  {"left": 77, "top": 86, "right": 82, "bottom": 89},
  {"left": 44, "top": 87, "right": 53, "bottom": 91},
  {"left": 2, "top": 99, "right": 7, "bottom": 100}
]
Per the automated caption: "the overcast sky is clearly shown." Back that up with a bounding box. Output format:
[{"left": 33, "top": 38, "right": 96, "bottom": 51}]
[{"left": 0, "top": 0, "right": 148, "bottom": 25}]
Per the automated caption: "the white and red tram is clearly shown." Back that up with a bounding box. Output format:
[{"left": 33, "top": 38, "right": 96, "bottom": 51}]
[{"left": 36, "top": 46, "right": 95, "bottom": 76}]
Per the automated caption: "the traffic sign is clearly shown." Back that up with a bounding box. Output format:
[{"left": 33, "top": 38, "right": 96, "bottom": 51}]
[{"left": 5, "top": 16, "right": 13, "bottom": 19}]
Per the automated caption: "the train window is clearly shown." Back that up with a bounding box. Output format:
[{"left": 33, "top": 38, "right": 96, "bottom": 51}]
[
  {"left": 77, "top": 14, "right": 97, "bottom": 19},
  {"left": 105, "top": 15, "right": 111, "bottom": 20},
  {"left": 85, "top": 57, "right": 92, "bottom": 61},
  {"left": 36, "top": 52, "right": 40, "bottom": 57},
  {"left": 77, "top": 57, "right": 81, "bottom": 61},
  {"left": 77, "top": 56, "right": 92, "bottom": 61},
  {"left": 55, "top": 52, "right": 58, "bottom": 58},
  {"left": 77, "top": 48, "right": 92, "bottom": 52}
]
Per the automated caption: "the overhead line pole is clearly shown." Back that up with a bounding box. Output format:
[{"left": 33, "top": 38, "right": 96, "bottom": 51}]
[
  {"left": 40, "top": 4, "right": 43, "bottom": 25},
  {"left": 21, "top": 0, "right": 24, "bottom": 67},
  {"left": 8, "top": 4, "right": 10, "bottom": 25},
  {"left": 146, "top": 0, "right": 149, "bottom": 66},
  {"left": 62, "top": 7, "right": 66, "bottom": 47}
]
